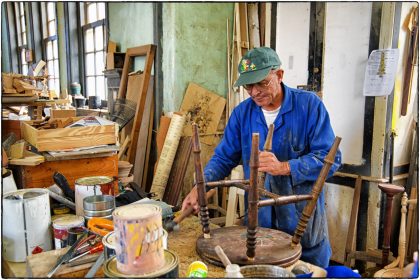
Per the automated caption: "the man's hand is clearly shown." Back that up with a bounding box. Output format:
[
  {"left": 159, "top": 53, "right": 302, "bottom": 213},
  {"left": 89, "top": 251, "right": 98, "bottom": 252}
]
[
  {"left": 181, "top": 185, "right": 200, "bottom": 215},
  {"left": 258, "top": 151, "right": 291, "bottom": 175}
]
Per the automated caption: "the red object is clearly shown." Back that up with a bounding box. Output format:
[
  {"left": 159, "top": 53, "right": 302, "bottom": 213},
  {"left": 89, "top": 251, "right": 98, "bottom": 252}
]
[
  {"left": 68, "top": 243, "right": 104, "bottom": 263},
  {"left": 32, "top": 246, "right": 43, "bottom": 254}
]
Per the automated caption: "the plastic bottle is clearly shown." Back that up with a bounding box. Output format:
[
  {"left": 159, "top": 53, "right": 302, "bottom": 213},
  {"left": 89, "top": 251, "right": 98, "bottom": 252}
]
[
  {"left": 225, "top": 264, "right": 243, "bottom": 278},
  {"left": 187, "top": 261, "right": 208, "bottom": 278}
]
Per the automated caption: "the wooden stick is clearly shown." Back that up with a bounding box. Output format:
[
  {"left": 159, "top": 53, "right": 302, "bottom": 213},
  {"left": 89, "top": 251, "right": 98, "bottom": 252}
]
[
  {"left": 291, "top": 137, "right": 341, "bottom": 247},
  {"left": 192, "top": 123, "right": 211, "bottom": 238},
  {"left": 257, "top": 124, "right": 274, "bottom": 192},
  {"left": 246, "top": 133, "right": 259, "bottom": 260}
]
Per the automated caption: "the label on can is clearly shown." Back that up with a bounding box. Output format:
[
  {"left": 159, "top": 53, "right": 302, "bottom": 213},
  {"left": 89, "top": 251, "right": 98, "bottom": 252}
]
[{"left": 187, "top": 261, "right": 208, "bottom": 278}]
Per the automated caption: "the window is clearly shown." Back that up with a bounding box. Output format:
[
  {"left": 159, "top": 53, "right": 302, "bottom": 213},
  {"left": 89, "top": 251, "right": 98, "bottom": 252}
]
[
  {"left": 42, "top": 2, "right": 60, "bottom": 95},
  {"left": 82, "top": 3, "right": 107, "bottom": 100},
  {"left": 14, "top": 2, "right": 28, "bottom": 75}
]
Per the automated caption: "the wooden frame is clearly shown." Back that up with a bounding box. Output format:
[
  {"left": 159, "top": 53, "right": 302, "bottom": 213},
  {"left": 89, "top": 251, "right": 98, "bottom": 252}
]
[{"left": 117, "top": 44, "right": 156, "bottom": 165}]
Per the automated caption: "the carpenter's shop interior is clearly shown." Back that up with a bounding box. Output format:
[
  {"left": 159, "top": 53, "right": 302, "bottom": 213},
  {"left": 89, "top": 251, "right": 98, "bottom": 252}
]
[{"left": 1, "top": 2, "right": 419, "bottom": 279}]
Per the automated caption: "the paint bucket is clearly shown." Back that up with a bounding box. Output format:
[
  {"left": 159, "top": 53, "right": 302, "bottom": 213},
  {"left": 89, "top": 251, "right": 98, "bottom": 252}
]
[
  {"left": 75, "top": 176, "right": 115, "bottom": 216},
  {"left": 103, "top": 231, "right": 116, "bottom": 261},
  {"left": 2, "top": 189, "right": 52, "bottom": 262},
  {"left": 113, "top": 204, "right": 165, "bottom": 275},
  {"left": 67, "top": 226, "right": 86, "bottom": 246},
  {"left": 240, "top": 265, "right": 296, "bottom": 278},
  {"left": 52, "top": 215, "right": 85, "bottom": 249},
  {"left": 88, "top": 96, "right": 101, "bottom": 109},
  {"left": 74, "top": 96, "right": 86, "bottom": 108},
  {"left": 52, "top": 204, "right": 71, "bottom": 215},
  {"left": 103, "top": 250, "right": 179, "bottom": 278},
  {"left": 83, "top": 195, "right": 115, "bottom": 221},
  {"left": 2, "top": 169, "right": 17, "bottom": 193},
  {"left": 70, "top": 82, "right": 81, "bottom": 95}
]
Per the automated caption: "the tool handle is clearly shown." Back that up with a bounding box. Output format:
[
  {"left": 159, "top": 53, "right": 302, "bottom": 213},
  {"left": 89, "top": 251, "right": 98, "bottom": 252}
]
[
  {"left": 215, "top": 245, "right": 232, "bottom": 267},
  {"left": 90, "top": 243, "right": 104, "bottom": 254},
  {"left": 174, "top": 189, "right": 216, "bottom": 224}
]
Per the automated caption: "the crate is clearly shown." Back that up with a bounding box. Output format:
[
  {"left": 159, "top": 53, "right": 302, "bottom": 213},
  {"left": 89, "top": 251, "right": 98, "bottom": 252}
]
[{"left": 21, "top": 118, "right": 118, "bottom": 152}]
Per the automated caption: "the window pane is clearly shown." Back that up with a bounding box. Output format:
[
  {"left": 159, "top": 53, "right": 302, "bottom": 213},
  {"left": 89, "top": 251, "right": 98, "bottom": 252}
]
[
  {"left": 21, "top": 16, "right": 26, "bottom": 32},
  {"left": 47, "top": 61, "right": 54, "bottom": 77},
  {"left": 21, "top": 49, "right": 26, "bottom": 63},
  {"left": 87, "top": 3, "right": 97, "bottom": 23},
  {"left": 54, "top": 78, "right": 60, "bottom": 95},
  {"left": 46, "top": 41, "right": 53, "bottom": 59},
  {"left": 48, "top": 20, "right": 56, "bottom": 36},
  {"left": 22, "top": 65, "right": 28, "bottom": 76},
  {"left": 96, "top": 76, "right": 105, "bottom": 100},
  {"left": 97, "top": 3, "right": 106, "bottom": 20},
  {"left": 47, "top": 3, "right": 55, "bottom": 21},
  {"left": 22, "top": 32, "right": 26, "bottom": 45},
  {"left": 85, "top": 53, "right": 95, "bottom": 75},
  {"left": 53, "top": 40, "right": 58, "bottom": 59},
  {"left": 95, "top": 51, "right": 104, "bottom": 75},
  {"left": 20, "top": 3, "right": 24, "bottom": 15},
  {"left": 94, "top": 26, "right": 103, "bottom": 51},
  {"left": 87, "top": 77, "right": 96, "bottom": 96},
  {"left": 85, "top": 29, "right": 94, "bottom": 52},
  {"left": 48, "top": 79, "right": 55, "bottom": 91},
  {"left": 54, "top": 60, "right": 60, "bottom": 79}
]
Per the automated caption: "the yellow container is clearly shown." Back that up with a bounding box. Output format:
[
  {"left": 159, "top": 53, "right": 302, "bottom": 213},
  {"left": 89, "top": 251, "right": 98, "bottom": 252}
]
[{"left": 187, "top": 261, "right": 208, "bottom": 278}]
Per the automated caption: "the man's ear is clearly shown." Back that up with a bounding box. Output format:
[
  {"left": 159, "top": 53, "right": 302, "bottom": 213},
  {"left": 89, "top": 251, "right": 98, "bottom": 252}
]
[{"left": 275, "top": 69, "right": 284, "bottom": 81}]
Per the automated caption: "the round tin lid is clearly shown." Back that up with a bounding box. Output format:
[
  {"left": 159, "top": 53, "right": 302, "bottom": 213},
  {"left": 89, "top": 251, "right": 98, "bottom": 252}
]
[
  {"left": 75, "top": 176, "right": 113, "bottom": 186},
  {"left": 53, "top": 215, "right": 85, "bottom": 228},
  {"left": 103, "top": 231, "right": 116, "bottom": 249},
  {"left": 113, "top": 204, "right": 161, "bottom": 221},
  {"left": 103, "top": 250, "right": 178, "bottom": 278}
]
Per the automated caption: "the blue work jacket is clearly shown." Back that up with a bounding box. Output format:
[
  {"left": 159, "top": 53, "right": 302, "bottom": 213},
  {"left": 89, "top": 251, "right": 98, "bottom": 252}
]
[{"left": 203, "top": 83, "right": 342, "bottom": 267}]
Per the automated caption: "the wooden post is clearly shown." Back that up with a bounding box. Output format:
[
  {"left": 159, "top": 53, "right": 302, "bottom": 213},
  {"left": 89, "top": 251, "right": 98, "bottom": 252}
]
[
  {"left": 257, "top": 124, "right": 274, "bottom": 191},
  {"left": 291, "top": 136, "right": 341, "bottom": 247},
  {"left": 192, "top": 124, "right": 211, "bottom": 238},
  {"left": 246, "top": 133, "right": 259, "bottom": 260}
]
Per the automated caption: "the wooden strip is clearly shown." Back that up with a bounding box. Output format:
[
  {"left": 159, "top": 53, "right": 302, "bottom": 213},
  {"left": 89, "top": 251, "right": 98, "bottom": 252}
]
[
  {"left": 35, "top": 134, "right": 117, "bottom": 152},
  {"left": 344, "top": 175, "right": 362, "bottom": 267},
  {"left": 247, "top": 3, "right": 260, "bottom": 49},
  {"left": 36, "top": 124, "right": 116, "bottom": 139},
  {"left": 156, "top": 116, "right": 171, "bottom": 159},
  {"left": 141, "top": 94, "right": 154, "bottom": 192},
  {"left": 162, "top": 136, "right": 193, "bottom": 206},
  {"left": 118, "top": 136, "right": 131, "bottom": 160}
]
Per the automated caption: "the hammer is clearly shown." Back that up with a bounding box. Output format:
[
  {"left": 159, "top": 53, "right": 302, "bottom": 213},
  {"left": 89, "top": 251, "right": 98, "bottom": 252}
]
[{"left": 164, "top": 189, "right": 216, "bottom": 232}]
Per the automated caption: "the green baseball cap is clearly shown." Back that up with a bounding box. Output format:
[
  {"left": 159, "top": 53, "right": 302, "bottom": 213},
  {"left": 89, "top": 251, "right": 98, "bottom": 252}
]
[{"left": 234, "top": 47, "right": 282, "bottom": 87}]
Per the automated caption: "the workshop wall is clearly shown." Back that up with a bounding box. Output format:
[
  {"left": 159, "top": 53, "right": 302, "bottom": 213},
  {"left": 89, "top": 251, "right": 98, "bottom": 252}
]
[{"left": 162, "top": 3, "right": 234, "bottom": 113}]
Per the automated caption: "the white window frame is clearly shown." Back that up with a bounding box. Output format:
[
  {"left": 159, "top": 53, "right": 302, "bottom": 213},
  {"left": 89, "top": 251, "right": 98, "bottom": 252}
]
[{"left": 14, "top": 2, "right": 28, "bottom": 75}]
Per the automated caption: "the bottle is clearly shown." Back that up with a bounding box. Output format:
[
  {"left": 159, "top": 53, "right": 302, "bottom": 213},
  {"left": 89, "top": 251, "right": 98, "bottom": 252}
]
[
  {"left": 187, "top": 261, "right": 208, "bottom": 278},
  {"left": 225, "top": 264, "right": 243, "bottom": 278}
]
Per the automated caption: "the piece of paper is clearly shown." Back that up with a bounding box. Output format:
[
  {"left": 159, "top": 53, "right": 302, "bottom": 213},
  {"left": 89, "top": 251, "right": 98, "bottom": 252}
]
[
  {"left": 180, "top": 82, "right": 226, "bottom": 145},
  {"left": 363, "top": 49, "right": 399, "bottom": 96},
  {"left": 67, "top": 116, "right": 115, "bottom": 127}
]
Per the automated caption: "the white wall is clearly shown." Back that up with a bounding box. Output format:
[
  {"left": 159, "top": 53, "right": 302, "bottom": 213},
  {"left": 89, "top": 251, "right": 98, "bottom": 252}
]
[
  {"left": 276, "top": 3, "right": 310, "bottom": 88},
  {"left": 322, "top": 2, "right": 372, "bottom": 165}
]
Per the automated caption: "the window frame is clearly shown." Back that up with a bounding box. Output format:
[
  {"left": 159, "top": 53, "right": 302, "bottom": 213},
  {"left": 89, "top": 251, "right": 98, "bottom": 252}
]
[{"left": 14, "top": 2, "right": 28, "bottom": 75}]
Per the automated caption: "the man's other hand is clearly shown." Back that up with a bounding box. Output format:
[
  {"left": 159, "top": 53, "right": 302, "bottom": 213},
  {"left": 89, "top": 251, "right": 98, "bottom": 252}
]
[
  {"left": 258, "top": 151, "right": 291, "bottom": 175},
  {"left": 181, "top": 185, "right": 200, "bottom": 215}
]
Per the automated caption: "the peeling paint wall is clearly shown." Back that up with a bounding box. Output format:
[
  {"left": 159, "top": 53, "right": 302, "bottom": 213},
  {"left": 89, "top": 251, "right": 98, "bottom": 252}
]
[{"left": 162, "top": 3, "right": 234, "bottom": 113}]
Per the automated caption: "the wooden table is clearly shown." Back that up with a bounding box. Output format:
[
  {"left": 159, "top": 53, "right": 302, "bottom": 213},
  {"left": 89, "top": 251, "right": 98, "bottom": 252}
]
[{"left": 2, "top": 216, "right": 325, "bottom": 278}]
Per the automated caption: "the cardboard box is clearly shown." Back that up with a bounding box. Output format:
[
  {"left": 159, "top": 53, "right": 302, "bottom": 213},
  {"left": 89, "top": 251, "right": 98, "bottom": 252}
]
[
  {"left": 106, "top": 52, "right": 126, "bottom": 70},
  {"left": 51, "top": 109, "right": 76, "bottom": 119},
  {"left": 21, "top": 117, "right": 118, "bottom": 151},
  {"left": 108, "top": 41, "right": 117, "bottom": 53}
]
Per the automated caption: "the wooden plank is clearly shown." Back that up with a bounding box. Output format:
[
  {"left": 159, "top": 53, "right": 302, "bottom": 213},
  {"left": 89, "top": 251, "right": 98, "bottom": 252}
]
[
  {"left": 247, "top": 3, "right": 260, "bottom": 49},
  {"left": 141, "top": 93, "right": 154, "bottom": 191},
  {"left": 162, "top": 136, "right": 193, "bottom": 206},
  {"left": 35, "top": 134, "right": 116, "bottom": 152},
  {"left": 13, "top": 154, "right": 118, "bottom": 190},
  {"left": 9, "top": 150, "right": 45, "bottom": 166},
  {"left": 118, "top": 136, "right": 131, "bottom": 160},
  {"left": 133, "top": 77, "right": 154, "bottom": 189},
  {"left": 51, "top": 109, "right": 76, "bottom": 119},
  {"left": 10, "top": 141, "right": 25, "bottom": 159},
  {"left": 26, "top": 247, "right": 103, "bottom": 278},
  {"left": 156, "top": 116, "right": 171, "bottom": 159}
]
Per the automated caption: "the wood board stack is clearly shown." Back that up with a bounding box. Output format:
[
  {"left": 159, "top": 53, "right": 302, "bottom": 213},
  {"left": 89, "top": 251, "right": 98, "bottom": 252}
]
[{"left": 2, "top": 73, "right": 44, "bottom": 97}]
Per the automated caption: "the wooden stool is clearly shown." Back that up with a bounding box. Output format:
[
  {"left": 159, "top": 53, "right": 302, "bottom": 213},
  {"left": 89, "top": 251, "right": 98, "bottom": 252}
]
[{"left": 378, "top": 183, "right": 405, "bottom": 267}]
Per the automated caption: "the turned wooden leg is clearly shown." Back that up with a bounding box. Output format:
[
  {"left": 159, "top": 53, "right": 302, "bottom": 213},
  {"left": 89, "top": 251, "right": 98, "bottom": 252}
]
[{"left": 378, "top": 183, "right": 405, "bottom": 267}]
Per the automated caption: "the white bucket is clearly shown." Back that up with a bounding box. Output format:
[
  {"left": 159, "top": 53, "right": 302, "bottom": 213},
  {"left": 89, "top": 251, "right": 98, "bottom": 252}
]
[
  {"left": 2, "top": 189, "right": 52, "bottom": 262},
  {"left": 2, "top": 169, "right": 17, "bottom": 193},
  {"left": 52, "top": 215, "right": 85, "bottom": 249}
]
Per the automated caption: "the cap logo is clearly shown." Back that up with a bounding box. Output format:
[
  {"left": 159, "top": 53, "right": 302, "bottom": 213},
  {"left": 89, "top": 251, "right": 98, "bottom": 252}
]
[{"left": 240, "top": 59, "right": 256, "bottom": 73}]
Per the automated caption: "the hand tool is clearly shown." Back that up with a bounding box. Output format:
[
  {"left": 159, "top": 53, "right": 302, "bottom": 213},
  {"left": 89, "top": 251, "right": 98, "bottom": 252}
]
[
  {"left": 164, "top": 189, "right": 215, "bottom": 232},
  {"left": 214, "top": 245, "right": 232, "bottom": 267},
  {"left": 46, "top": 232, "right": 87, "bottom": 278},
  {"left": 85, "top": 252, "right": 105, "bottom": 278},
  {"left": 53, "top": 172, "right": 75, "bottom": 201},
  {"left": 68, "top": 243, "right": 104, "bottom": 263}
]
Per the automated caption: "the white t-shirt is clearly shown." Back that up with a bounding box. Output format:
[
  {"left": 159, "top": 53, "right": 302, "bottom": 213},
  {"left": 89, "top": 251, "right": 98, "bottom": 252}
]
[{"left": 262, "top": 106, "right": 281, "bottom": 127}]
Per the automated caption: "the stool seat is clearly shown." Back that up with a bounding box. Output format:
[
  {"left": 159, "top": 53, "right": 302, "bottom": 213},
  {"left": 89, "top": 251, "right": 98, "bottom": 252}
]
[{"left": 378, "top": 183, "right": 405, "bottom": 195}]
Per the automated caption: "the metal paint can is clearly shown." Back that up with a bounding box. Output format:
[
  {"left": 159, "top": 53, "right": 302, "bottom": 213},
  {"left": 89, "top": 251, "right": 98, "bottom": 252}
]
[
  {"left": 52, "top": 215, "right": 85, "bottom": 249},
  {"left": 240, "top": 265, "right": 296, "bottom": 278},
  {"left": 2, "top": 189, "right": 52, "bottom": 262},
  {"left": 102, "top": 231, "right": 116, "bottom": 261},
  {"left": 75, "top": 176, "right": 115, "bottom": 216},
  {"left": 113, "top": 204, "right": 164, "bottom": 275},
  {"left": 83, "top": 195, "right": 115, "bottom": 221},
  {"left": 103, "top": 250, "right": 179, "bottom": 278},
  {"left": 67, "top": 226, "right": 86, "bottom": 246}
]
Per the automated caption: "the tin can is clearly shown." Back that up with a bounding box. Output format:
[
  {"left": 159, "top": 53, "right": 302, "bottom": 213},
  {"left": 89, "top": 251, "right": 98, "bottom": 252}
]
[
  {"left": 187, "top": 261, "right": 208, "bottom": 278},
  {"left": 52, "top": 215, "right": 85, "bottom": 249},
  {"left": 75, "top": 176, "right": 115, "bottom": 216},
  {"left": 102, "top": 231, "right": 116, "bottom": 261}
]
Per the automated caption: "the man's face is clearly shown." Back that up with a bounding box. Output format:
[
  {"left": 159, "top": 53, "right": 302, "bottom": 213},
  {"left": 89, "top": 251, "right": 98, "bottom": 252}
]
[{"left": 244, "top": 69, "right": 284, "bottom": 108}]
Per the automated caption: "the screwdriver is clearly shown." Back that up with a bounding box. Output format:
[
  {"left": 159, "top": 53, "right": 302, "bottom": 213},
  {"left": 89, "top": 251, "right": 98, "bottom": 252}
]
[{"left": 68, "top": 243, "right": 104, "bottom": 263}]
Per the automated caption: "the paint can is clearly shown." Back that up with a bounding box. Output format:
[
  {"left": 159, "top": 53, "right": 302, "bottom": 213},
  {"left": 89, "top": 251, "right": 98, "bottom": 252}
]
[
  {"left": 2, "top": 168, "right": 17, "bottom": 193},
  {"left": 113, "top": 204, "right": 165, "bottom": 275},
  {"left": 2, "top": 189, "right": 52, "bottom": 262},
  {"left": 67, "top": 226, "right": 86, "bottom": 246},
  {"left": 52, "top": 215, "right": 85, "bottom": 249},
  {"left": 75, "top": 176, "right": 115, "bottom": 216},
  {"left": 103, "top": 231, "right": 116, "bottom": 261},
  {"left": 103, "top": 250, "right": 179, "bottom": 278},
  {"left": 240, "top": 265, "right": 296, "bottom": 278},
  {"left": 83, "top": 195, "right": 115, "bottom": 221},
  {"left": 52, "top": 204, "right": 71, "bottom": 215}
]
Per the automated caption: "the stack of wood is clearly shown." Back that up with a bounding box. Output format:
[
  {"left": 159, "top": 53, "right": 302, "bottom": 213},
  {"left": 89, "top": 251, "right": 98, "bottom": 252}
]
[
  {"left": 2, "top": 73, "right": 46, "bottom": 97},
  {"left": 118, "top": 160, "right": 133, "bottom": 185},
  {"left": 30, "top": 117, "right": 77, "bottom": 130},
  {"left": 7, "top": 139, "right": 45, "bottom": 166}
]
